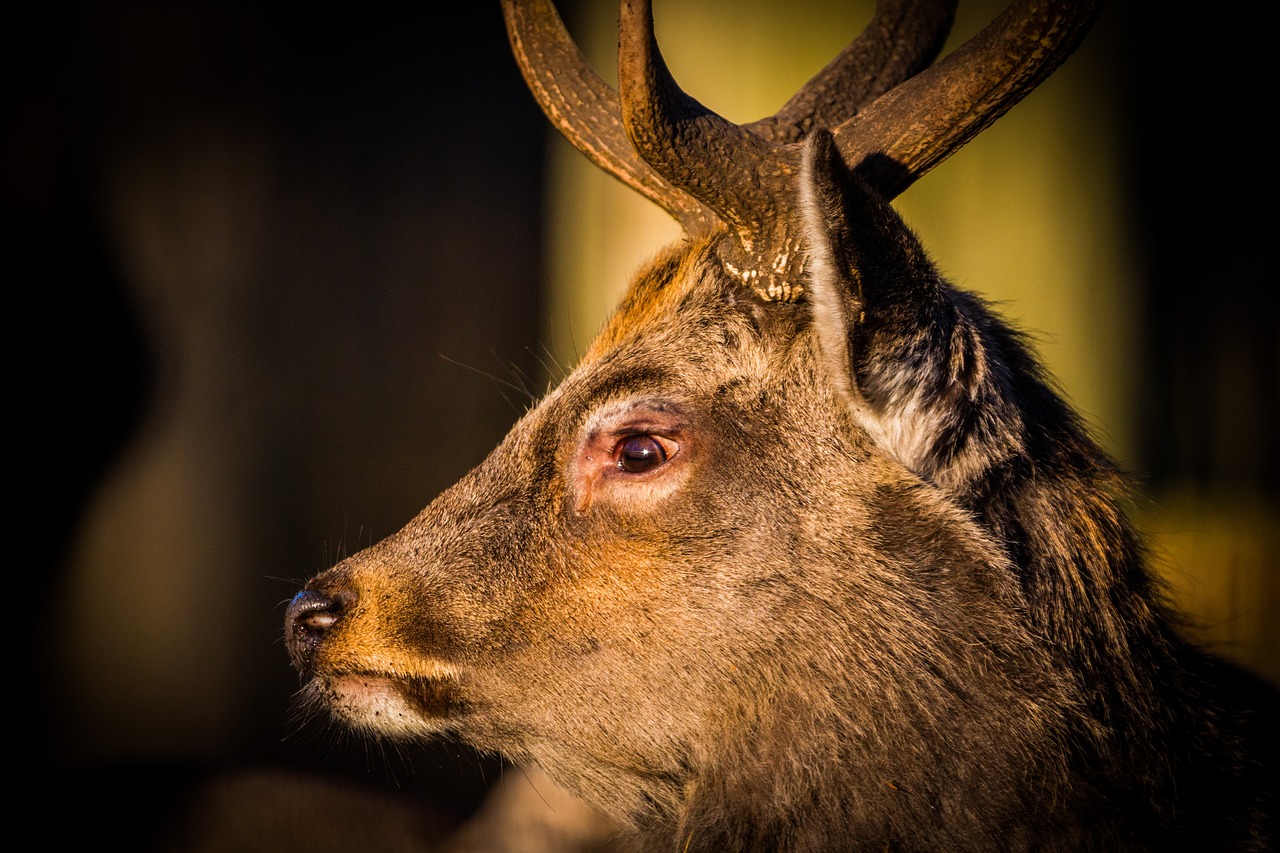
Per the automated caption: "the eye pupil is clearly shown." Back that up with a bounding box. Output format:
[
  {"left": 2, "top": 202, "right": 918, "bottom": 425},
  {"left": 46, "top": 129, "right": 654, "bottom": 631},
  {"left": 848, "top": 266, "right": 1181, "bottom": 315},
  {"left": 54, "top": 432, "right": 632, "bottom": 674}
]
[{"left": 617, "top": 435, "right": 667, "bottom": 473}]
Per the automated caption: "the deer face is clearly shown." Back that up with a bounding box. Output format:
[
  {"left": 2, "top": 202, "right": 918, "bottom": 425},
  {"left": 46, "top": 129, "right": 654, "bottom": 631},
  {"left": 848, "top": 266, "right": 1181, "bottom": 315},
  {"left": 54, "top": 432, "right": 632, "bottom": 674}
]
[
  {"left": 285, "top": 0, "right": 1111, "bottom": 839},
  {"left": 282, "top": 3, "right": 1280, "bottom": 849},
  {"left": 283, "top": 240, "right": 844, "bottom": 773},
  {"left": 286, "top": 225, "right": 1057, "bottom": 823}
]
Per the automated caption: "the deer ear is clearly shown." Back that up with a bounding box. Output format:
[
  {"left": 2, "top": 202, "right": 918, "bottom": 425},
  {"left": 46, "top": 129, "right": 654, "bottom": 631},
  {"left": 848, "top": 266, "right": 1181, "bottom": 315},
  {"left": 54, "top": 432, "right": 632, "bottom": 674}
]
[
  {"left": 798, "top": 130, "right": 864, "bottom": 409},
  {"left": 799, "top": 130, "right": 984, "bottom": 483},
  {"left": 798, "top": 129, "right": 945, "bottom": 413}
]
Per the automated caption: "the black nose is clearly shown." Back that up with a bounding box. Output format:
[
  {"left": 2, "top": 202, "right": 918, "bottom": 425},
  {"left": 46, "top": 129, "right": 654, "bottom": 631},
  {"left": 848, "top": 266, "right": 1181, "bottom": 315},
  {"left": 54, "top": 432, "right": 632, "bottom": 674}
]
[{"left": 284, "top": 588, "right": 349, "bottom": 673}]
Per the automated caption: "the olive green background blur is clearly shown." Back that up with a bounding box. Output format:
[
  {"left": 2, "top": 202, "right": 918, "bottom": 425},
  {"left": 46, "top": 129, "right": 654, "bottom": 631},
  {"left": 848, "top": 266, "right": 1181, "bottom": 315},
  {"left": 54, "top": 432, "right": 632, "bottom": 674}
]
[{"left": 7, "top": 0, "right": 1275, "bottom": 848}]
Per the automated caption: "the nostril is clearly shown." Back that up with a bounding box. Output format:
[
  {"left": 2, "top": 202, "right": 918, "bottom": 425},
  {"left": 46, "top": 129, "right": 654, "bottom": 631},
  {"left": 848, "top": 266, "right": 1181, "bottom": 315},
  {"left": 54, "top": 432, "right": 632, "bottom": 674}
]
[
  {"left": 284, "top": 588, "right": 351, "bottom": 673},
  {"left": 289, "top": 589, "right": 340, "bottom": 630}
]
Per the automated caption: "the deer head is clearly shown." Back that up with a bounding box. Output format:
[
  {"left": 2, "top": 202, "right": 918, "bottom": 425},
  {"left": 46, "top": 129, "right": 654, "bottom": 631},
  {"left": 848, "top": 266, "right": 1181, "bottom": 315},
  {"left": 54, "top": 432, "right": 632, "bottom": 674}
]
[{"left": 283, "top": 2, "right": 1277, "bottom": 850}]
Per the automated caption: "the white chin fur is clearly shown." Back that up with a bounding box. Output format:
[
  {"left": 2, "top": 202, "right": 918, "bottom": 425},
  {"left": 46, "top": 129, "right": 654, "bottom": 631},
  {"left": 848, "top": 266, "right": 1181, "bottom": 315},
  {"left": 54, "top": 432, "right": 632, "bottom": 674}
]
[{"left": 315, "top": 674, "right": 448, "bottom": 739}]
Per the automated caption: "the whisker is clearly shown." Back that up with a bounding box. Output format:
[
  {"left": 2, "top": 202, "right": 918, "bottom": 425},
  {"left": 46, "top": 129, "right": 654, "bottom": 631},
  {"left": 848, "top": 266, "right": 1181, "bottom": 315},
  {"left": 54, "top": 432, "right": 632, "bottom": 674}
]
[{"left": 438, "top": 353, "right": 537, "bottom": 402}]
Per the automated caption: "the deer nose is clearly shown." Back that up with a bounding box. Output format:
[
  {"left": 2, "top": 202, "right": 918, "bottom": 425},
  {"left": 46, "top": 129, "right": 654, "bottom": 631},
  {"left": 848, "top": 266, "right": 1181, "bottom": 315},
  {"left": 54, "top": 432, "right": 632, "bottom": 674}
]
[{"left": 285, "top": 588, "right": 349, "bottom": 673}]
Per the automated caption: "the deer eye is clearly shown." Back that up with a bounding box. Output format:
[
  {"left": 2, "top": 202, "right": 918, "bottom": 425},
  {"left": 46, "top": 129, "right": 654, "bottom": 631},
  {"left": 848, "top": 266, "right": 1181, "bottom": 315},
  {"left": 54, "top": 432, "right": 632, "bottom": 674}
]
[{"left": 616, "top": 434, "right": 671, "bottom": 473}]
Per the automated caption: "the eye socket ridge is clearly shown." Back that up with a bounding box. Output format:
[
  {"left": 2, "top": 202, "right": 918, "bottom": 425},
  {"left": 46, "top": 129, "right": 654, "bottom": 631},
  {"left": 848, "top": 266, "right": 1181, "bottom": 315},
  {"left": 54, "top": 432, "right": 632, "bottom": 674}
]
[{"left": 613, "top": 432, "right": 678, "bottom": 474}]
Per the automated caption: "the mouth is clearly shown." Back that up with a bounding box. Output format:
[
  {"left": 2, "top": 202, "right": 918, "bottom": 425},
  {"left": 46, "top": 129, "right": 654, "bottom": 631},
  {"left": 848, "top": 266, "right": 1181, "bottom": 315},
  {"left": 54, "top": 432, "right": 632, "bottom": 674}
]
[{"left": 305, "top": 669, "right": 469, "bottom": 738}]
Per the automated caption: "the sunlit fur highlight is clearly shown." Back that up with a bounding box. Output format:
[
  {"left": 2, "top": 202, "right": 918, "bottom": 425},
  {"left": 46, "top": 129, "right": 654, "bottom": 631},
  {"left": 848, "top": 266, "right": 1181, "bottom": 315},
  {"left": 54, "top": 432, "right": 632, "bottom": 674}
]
[{"left": 285, "top": 51, "right": 1277, "bottom": 853}]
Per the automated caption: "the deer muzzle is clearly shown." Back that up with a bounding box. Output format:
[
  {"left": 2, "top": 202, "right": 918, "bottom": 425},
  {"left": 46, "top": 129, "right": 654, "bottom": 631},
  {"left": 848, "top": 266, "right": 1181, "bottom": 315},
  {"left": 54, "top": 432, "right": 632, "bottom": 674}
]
[{"left": 284, "top": 587, "right": 352, "bottom": 675}]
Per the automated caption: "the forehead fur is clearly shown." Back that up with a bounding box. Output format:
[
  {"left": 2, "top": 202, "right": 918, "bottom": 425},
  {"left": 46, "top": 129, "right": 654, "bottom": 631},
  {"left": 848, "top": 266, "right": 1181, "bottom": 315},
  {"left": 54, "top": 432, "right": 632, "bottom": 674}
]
[
  {"left": 579, "top": 236, "right": 806, "bottom": 388},
  {"left": 585, "top": 237, "right": 726, "bottom": 360}
]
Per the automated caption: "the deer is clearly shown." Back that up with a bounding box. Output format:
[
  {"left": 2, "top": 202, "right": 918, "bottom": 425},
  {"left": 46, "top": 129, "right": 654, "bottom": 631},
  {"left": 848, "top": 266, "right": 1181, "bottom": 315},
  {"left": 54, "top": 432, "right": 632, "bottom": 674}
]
[{"left": 284, "top": 1, "right": 1279, "bottom": 850}]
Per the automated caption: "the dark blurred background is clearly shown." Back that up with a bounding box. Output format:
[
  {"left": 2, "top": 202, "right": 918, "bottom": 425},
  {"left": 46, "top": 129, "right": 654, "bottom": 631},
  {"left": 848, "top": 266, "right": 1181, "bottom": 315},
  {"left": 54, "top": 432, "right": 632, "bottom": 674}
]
[
  {"left": 11, "top": 2, "right": 547, "bottom": 847},
  {"left": 5, "top": 1, "right": 1275, "bottom": 850}
]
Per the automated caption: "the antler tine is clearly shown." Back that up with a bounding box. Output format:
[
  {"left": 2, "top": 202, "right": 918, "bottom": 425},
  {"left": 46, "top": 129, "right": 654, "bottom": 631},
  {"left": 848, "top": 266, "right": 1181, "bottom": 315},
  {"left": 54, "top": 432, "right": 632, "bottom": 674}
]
[
  {"left": 832, "top": 0, "right": 1105, "bottom": 199},
  {"left": 747, "top": 0, "right": 957, "bottom": 145},
  {"left": 617, "top": 0, "right": 805, "bottom": 301},
  {"left": 500, "top": 0, "right": 719, "bottom": 231},
  {"left": 617, "top": 0, "right": 782, "bottom": 234}
]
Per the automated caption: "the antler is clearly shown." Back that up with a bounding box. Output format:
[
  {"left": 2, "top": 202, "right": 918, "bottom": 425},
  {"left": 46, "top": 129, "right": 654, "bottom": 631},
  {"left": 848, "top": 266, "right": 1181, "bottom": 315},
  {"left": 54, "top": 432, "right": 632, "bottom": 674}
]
[
  {"left": 502, "top": 0, "right": 1103, "bottom": 302},
  {"left": 501, "top": 0, "right": 719, "bottom": 233}
]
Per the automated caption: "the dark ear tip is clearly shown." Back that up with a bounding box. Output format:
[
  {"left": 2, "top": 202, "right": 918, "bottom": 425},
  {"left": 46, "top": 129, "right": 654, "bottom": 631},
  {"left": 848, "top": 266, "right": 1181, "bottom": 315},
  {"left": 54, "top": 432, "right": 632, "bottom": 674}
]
[
  {"left": 802, "top": 130, "right": 853, "bottom": 200},
  {"left": 803, "top": 128, "right": 838, "bottom": 166}
]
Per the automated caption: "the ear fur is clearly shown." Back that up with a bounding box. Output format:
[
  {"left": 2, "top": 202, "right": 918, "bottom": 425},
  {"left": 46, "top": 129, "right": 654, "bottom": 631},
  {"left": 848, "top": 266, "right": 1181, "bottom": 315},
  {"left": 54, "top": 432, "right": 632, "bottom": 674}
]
[
  {"left": 799, "top": 129, "right": 947, "bottom": 402},
  {"left": 797, "top": 129, "right": 996, "bottom": 488},
  {"left": 797, "top": 130, "right": 864, "bottom": 411}
]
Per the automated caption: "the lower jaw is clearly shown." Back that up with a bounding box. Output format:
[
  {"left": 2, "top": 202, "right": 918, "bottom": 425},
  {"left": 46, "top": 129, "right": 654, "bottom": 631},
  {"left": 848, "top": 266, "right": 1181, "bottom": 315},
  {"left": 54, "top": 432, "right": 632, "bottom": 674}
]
[{"left": 321, "top": 673, "right": 466, "bottom": 738}]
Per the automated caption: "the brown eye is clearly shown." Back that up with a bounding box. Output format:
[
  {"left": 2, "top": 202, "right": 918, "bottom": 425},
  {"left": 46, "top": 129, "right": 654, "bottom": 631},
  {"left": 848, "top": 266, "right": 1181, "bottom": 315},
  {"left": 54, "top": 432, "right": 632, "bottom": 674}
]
[{"left": 616, "top": 434, "right": 668, "bottom": 473}]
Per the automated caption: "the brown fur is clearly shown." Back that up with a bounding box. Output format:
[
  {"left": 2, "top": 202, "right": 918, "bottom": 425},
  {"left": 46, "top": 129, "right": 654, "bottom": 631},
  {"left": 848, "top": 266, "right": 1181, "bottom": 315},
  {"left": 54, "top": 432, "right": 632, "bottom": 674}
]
[{"left": 285, "top": 5, "right": 1278, "bottom": 851}]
